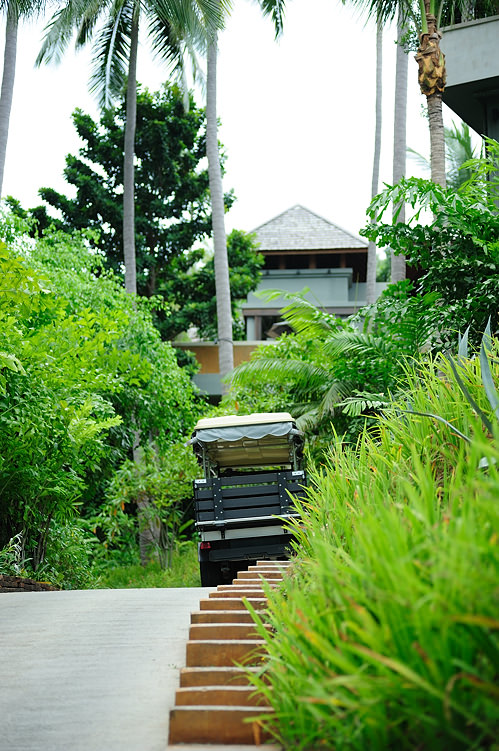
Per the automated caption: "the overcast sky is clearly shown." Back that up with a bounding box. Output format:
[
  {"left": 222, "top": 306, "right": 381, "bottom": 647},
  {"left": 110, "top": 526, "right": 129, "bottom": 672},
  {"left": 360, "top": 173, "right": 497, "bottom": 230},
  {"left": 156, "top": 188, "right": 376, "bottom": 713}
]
[{"left": 2, "top": 0, "right": 471, "bottom": 241}]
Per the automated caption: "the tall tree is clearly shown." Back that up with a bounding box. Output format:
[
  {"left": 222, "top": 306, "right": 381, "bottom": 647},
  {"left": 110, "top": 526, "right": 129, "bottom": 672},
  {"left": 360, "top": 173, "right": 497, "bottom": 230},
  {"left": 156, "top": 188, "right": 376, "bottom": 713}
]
[
  {"left": 37, "top": 0, "right": 224, "bottom": 295},
  {"left": 204, "top": 0, "right": 286, "bottom": 386},
  {"left": 0, "top": 0, "right": 46, "bottom": 196}
]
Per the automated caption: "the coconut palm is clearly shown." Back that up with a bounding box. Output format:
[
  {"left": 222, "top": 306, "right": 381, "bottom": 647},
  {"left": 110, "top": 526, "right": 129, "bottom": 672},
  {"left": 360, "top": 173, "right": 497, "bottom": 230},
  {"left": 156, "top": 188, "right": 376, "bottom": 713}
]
[
  {"left": 346, "top": 0, "right": 410, "bottom": 283},
  {"left": 366, "top": 21, "right": 383, "bottom": 304},
  {"left": 205, "top": 0, "right": 286, "bottom": 385},
  {"left": 0, "top": 0, "right": 47, "bottom": 196},
  {"left": 37, "top": 0, "right": 224, "bottom": 295}
]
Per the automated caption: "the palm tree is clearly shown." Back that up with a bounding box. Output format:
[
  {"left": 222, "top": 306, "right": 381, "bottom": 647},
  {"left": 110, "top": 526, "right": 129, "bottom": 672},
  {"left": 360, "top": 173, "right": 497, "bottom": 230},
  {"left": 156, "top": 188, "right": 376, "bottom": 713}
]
[
  {"left": 414, "top": 0, "right": 447, "bottom": 187},
  {"left": 408, "top": 120, "right": 480, "bottom": 189},
  {"left": 205, "top": 0, "right": 286, "bottom": 386},
  {"left": 391, "top": 8, "right": 408, "bottom": 282},
  {"left": 37, "top": 0, "right": 223, "bottom": 295},
  {"left": 0, "top": 0, "right": 46, "bottom": 197},
  {"left": 366, "top": 21, "right": 383, "bottom": 304}
]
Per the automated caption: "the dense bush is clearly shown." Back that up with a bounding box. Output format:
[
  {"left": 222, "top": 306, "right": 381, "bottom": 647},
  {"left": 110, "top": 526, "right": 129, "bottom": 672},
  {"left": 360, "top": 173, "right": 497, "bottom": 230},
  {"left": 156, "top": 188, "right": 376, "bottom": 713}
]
[{"left": 248, "top": 341, "right": 499, "bottom": 749}]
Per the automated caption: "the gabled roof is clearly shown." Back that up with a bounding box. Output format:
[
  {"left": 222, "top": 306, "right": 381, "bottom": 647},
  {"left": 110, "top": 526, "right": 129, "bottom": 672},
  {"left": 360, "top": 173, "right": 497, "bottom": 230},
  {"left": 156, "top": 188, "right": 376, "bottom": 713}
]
[{"left": 251, "top": 205, "right": 367, "bottom": 252}]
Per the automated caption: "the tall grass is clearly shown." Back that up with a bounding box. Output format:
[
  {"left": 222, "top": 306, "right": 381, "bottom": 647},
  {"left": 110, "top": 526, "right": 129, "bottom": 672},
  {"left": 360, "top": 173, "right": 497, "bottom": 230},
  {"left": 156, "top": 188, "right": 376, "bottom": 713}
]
[{"left": 247, "top": 352, "right": 499, "bottom": 750}]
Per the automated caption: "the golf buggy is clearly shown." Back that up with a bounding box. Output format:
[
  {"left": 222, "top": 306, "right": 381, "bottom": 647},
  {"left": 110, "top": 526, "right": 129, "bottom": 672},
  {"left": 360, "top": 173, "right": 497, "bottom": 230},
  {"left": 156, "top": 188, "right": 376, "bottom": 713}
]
[{"left": 188, "top": 412, "right": 306, "bottom": 586}]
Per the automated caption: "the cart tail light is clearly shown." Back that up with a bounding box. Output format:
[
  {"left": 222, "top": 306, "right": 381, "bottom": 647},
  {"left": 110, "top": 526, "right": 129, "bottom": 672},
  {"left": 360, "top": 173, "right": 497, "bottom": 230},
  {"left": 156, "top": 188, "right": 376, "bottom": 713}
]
[{"left": 200, "top": 542, "right": 211, "bottom": 550}]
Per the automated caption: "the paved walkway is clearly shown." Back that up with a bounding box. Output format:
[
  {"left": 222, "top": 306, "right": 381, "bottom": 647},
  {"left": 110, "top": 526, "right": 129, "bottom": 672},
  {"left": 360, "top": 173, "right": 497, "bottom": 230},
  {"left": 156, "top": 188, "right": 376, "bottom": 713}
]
[{"left": 1, "top": 588, "right": 209, "bottom": 751}]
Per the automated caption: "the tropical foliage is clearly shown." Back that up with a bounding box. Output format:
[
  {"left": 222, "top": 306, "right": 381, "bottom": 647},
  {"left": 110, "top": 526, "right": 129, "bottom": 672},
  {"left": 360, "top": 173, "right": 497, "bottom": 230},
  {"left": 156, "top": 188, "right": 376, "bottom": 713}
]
[
  {"left": 0, "top": 213, "right": 202, "bottom": 583},
  {"left": 248, "top": 335, "right": 499, "bottom": 749},
  {"left": 363, "top": 137, "right": 499, "bottom": 344},
  {"left": 228, "top": 282, "right": 438, "bottom": 447}
]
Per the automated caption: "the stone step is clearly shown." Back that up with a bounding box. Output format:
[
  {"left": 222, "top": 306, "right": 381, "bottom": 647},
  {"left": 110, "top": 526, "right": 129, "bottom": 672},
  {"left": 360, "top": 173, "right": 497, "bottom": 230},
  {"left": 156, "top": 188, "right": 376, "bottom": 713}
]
[
  {"left": 186, "top": 639, "right": 266, "bottom": 667},
  {"left": 175, "top": 685, "right": 268, "bottom": 707},
  {"left": 199, "top": 597, "right": 266, "bottom": 611},
  {"left": 179, "top": 666, "right": 258, "bottom": 687},
  {"left": 191, "top": 609, "right": 255, "bottom": 624},
  {"left": 168, "top": 706, "right": 273, "bottom": 745},
  {"left": 189, "top": 622, "right": 269, "bottom": 641}
]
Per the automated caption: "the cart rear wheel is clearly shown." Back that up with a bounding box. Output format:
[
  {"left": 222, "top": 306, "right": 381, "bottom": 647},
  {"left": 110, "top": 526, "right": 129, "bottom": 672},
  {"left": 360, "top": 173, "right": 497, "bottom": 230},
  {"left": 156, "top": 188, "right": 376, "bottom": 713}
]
[{"left": 200, "top": 560, "right": 222, "bottom": 587}]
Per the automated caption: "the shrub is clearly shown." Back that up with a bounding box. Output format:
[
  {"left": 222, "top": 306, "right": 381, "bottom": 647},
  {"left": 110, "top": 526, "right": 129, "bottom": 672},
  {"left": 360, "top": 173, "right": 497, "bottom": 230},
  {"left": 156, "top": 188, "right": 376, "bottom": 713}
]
[{"left": 248, "top": 341, "right": 499, "bottom": 750}]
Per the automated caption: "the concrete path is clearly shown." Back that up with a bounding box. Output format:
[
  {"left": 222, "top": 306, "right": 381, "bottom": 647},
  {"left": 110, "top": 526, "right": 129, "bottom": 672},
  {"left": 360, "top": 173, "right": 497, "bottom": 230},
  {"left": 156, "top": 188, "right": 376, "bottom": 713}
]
[{"left": 1, "top": 588, "right": 209, "bottom": 751}]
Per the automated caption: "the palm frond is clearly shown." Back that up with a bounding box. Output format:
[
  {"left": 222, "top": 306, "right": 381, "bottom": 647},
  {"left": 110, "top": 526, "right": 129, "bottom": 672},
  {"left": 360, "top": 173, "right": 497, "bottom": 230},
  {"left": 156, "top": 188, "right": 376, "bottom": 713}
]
[
  {"left": 257, "top": 289, "right": 342, "bottom": 339},
  {"left": 36, "top": 0, "right": 95, "bottom": 65},
  {"left": 345, "top": 0, "right": 413, "bottom": 25},
  {"left": 294, "top": 407, "right": 321, "bottom": 434},
  {"left": 146, "top": 11, "right": 186, "bottom": 78},
  {"left": 336, "top": 390, "right": 390, "bottom": 417},
  {"left": 256, "top": 0, "right": 286, "bottom": 37},
  {"left": 74, "top": 0, "right": 108, "bottom": 48},
  {"left": 407, "top": 145, "right": 430, "bottom": 174},
  {"left": 89, "top": 1, "right": 133, "bottom": 108},
  {"left": 149, "top": 0, "right": 226, "bottom": 49},
  {"left": 323, "top": 330, "right": 389, "bottom": 360},
  {"left": 231, "top": 356, "right": 332, "bottom": 395},
  {"left": 319, "top": 379, "right": 357, "bottom": 417}
]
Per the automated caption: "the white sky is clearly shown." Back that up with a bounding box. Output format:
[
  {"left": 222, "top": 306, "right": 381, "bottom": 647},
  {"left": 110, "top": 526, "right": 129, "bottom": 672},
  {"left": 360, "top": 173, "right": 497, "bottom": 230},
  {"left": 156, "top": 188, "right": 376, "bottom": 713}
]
[{"left": 2, "top": 0, "right": 470, "bottom": 241}]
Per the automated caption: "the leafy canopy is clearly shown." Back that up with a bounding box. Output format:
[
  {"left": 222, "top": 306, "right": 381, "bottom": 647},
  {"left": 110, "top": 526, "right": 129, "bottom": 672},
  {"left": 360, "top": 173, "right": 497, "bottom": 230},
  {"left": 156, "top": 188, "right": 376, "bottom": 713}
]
[{"left": 8, "top": 83, "right": 262, "bottom": 340}]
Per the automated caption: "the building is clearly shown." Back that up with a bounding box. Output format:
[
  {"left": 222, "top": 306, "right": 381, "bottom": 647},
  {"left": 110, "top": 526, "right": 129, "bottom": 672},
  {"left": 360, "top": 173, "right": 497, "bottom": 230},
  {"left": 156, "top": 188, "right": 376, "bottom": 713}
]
[
  {"left": 176, "top": 205, "right": 387, "bottom": 397},
  {"left": 441, "top": 14, "right": 499, "bottom": 141},
  {"left": 242, "top": 204, "right": 384, "bottom": 340}
]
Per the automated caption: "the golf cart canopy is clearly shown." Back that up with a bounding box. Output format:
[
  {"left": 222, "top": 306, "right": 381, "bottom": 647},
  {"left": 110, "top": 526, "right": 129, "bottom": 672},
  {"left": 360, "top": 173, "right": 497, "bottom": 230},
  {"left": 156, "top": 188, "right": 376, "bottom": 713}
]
[{"left": 189, "top": 412, "right": 304, "bottom": 471}]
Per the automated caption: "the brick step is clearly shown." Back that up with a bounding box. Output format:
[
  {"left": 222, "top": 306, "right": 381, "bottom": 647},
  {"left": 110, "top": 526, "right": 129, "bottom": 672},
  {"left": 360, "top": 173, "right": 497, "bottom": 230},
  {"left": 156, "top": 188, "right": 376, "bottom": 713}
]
[
  {"left": 186, "top": 639, "right": 266, "bottom": 667},
  {"left": 191, "top": 609, "right": 254, "bottom": 624},
  {"left": 179, "top": 666, "right": 258, "bottom": 687},
  {"left": 189, "top": 622, "right": 270, "bottom": 641},
  {"left": 175, "top": 685, "right": 269, "bottom": 707},
  {"left": 168, "top": 706, "right": 273, "bottom": 745},
  {"left": 200, "top": 597, "right": 266, "bottom": 611}
]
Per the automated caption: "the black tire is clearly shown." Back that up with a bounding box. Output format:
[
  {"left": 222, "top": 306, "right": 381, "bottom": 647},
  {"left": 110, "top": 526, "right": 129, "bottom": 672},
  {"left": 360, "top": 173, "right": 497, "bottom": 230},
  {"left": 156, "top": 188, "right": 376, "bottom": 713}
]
[{"left": 199, "top": 560, "right": 222, "bottom": 587}]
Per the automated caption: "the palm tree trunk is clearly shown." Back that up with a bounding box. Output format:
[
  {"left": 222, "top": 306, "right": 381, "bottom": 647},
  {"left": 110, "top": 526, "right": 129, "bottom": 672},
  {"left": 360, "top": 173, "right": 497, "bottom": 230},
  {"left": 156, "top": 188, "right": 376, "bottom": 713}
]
[
  {"left": 0, "top": 5, "right": 18, "bottom": 197},
  {"left": 366, "top": 22, "right": 382, "bottom": 305},
  {"left": 427, "top": 93, "right": 446, "bottom": 187},
  {"left": 123, "top": 6, "right": 139, "bottom": 295},
  {"left": 391, "top": 9, "right": 408, "bottom": 283},
  {"left": 416, "top": 4, "right": 446, "bottom": 188},
  {"left": 206, "top": 30, "right": 234, "bottom": 385}
]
